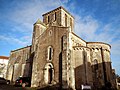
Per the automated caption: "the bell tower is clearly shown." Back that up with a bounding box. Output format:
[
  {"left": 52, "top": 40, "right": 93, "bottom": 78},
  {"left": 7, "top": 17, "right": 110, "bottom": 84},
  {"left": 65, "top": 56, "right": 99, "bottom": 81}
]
[{"left": 42, "top": 6, "right": 74, "bottom": 32}]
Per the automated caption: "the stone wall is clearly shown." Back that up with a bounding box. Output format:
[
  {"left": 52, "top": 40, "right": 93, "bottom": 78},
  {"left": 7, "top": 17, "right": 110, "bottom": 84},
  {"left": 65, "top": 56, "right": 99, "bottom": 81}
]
[
  {"left": 72, "top": 46, "right": 93, "bottom": 89},
  {"left": 6, "top": 46, "right": 31, "bottom": 82},
  {"left": 31, "top": 26, "right": 69, "bottom": 87},
  {"left": 71, "top": 33, "right": 86, "bottom": 47},
  {"left": 87, "top": 42, "right": 112, "bottom": 88}
]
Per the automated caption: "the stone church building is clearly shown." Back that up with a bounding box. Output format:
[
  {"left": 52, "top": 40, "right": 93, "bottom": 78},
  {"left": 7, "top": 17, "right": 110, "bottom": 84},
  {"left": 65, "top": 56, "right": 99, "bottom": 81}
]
[{"left": 7, "top": 6, "right": 115, "bottom": 89}]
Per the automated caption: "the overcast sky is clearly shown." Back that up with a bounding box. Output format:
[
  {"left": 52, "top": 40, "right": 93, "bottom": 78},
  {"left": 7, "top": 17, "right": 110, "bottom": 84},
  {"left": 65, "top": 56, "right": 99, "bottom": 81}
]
[{"left": 0, "top": 0, "right": 120, "bottom": 75}]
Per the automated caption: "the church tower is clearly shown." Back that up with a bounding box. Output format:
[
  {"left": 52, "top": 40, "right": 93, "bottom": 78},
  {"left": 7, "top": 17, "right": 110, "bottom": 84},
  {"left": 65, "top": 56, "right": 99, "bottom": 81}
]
[
  {"left": 31, "top": 19, "right": 47, "bottom": 52},
  {"left": 42, "top": 6, "right": 74, "bottom": 32}
]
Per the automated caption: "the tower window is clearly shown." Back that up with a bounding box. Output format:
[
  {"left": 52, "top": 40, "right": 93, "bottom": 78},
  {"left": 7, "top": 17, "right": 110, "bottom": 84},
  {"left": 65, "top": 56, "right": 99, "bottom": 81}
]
[
  {"left": 70, "top": 18, "right": 72, "bottom": 29},
  {"left": 55, "top": 12, "right": 57, "bottom": 21},
  {"left": 65, "top": 14, "right": 67, "bottom": 26}
]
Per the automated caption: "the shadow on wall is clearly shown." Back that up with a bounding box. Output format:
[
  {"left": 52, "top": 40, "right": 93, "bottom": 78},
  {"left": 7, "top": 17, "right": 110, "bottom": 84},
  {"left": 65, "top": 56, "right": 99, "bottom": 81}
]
[
  {"left": 21, "top": 52, "right": 34, "bottom": 86},
  {"left": 74, "top": 62, "right": 92, "bottom": 90},
  {"left": 23, "top": 52, "right": 34, "bottom": 77},
  {"left": 59, "top": 52, "right": 62, "bottom": 89},
  {"left": 73, "top": 62, "right": 115, "bottom": 90},
  {"left": 93, "top": 62, "right": 116, "bottom": 90}
]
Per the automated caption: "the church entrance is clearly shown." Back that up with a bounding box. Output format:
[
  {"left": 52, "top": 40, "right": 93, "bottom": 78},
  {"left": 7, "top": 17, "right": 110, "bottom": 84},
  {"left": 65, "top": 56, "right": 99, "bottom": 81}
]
[
  {"left": 44, "top": 63, "right": 54, "bottom": 84},
  {"left": 48, "top": 67, "right": 52, "bottom": 84}
]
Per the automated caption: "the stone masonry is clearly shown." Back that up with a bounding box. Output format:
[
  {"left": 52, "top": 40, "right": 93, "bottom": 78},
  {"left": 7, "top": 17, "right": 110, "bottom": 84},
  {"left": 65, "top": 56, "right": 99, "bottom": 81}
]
[{"left": 6, "top": 6, "right": 115, "bottom": 90}]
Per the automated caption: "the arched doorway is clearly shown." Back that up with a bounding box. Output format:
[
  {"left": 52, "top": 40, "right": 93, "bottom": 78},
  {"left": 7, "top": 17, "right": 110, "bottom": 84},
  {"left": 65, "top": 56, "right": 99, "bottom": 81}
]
[
  {"left": 44, "top": 63, "right": 54, "bottom": 84},
  {"left": 48, "top": 65, "right": 52, "bottom": 84}
]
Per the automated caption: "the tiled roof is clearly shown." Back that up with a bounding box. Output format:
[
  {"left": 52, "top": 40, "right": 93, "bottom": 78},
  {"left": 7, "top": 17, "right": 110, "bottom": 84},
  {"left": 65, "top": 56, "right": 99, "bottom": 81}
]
[{"left": 0, "top": 56, "right": 9, "bottom": 59}]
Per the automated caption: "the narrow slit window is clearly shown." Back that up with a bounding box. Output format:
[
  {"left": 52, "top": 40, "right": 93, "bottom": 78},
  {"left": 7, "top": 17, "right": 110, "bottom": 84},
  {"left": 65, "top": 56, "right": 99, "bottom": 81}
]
[
  {"left": 65, "top": 14, "right": 67, "bottom": 26},
  {"left": 49, "top": 48, "right": 52, "bottom": 60},
  {"left": 55, "top": 12, "right": 57, "bottom": 21},
  {"left": 70, "top": 18, "right": 72, "bottom": 29}
]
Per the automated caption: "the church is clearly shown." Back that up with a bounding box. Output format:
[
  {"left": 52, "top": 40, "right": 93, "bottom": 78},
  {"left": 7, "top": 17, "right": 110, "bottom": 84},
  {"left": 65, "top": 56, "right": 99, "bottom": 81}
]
[{"left": 6, "top": 6, "right": 115, "bottom": 90}]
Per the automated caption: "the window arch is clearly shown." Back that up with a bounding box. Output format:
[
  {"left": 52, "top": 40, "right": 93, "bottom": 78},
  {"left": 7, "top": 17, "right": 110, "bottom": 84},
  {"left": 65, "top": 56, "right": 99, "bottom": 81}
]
[{"left": 47, "top": 46, "right": 53, "bottom": 60}]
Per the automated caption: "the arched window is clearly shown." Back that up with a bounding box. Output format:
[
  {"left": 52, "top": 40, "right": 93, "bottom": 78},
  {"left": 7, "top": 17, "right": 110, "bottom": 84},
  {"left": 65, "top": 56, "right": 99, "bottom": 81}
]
[{"left": 47, "top": 46, "right": 53, "bottom": 60}]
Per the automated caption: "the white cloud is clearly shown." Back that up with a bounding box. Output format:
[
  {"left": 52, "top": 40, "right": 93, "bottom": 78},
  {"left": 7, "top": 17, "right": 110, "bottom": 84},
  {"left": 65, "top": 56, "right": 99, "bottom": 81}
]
[
  {"left": 74, "top": 13, "right": 120, "bottom": 44},
  {"left": 0, "top": 0, "right": 63, "bottom": 35},
  {"left": 0, "top": 35, "right": 31, "bottom": 46},
  {"left": 111, "top": 40, "right": 120, "bottom": 55},
  {"left": 0, "top": 0, "right": 64, "bottom": 47},
  {"left": 0, "top": 0, "right": 63, "bottom": 47},
  {"left": 74, "top": 14, "right": 99, "bottom": 41},
  {"left": 60, "top": 0, "right": 70, "bottom": 4}
]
